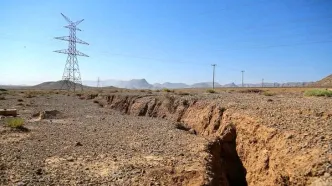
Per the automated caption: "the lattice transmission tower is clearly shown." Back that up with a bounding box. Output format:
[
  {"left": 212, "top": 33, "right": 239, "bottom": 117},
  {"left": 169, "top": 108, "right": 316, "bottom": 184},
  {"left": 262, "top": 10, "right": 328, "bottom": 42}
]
[{"left": 54, "top": 13, "right": 89, "bottom": 91}]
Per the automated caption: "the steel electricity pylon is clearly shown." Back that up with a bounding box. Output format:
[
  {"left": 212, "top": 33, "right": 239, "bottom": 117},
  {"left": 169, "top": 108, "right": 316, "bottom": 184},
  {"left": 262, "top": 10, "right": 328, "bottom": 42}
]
[{"left": 54, "top": 13, "right": 89, "bottom": 91}]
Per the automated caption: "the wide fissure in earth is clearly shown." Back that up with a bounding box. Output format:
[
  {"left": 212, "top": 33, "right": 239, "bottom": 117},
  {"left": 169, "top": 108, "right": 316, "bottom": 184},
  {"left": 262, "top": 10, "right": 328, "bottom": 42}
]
[
  {"left": 88, "top": 93, "right": 332, "bottom": 185},
  {"left": 93, "top": 94, "right": 249, "bottom": 185}
]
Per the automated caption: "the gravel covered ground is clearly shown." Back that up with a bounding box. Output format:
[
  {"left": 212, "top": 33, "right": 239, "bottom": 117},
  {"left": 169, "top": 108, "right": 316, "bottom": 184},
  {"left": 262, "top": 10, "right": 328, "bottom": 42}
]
[{"left": 0, "top": 94, "right": 208, "bottom": 185}]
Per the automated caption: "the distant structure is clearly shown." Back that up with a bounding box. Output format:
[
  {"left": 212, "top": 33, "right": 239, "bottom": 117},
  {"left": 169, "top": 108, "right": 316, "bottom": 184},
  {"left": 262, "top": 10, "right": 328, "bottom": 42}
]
[
  {"left": 54, "top": 13, "right": 89, "bottom": 91},
  {"left": 97, "top": 77, "right": 101, "bottom": 88},
  {"left": 241, "top": 70, "right": 245, "bottom": 87},
  {"left": 211, "top": 64, "right": 216, "bottom": 89}
]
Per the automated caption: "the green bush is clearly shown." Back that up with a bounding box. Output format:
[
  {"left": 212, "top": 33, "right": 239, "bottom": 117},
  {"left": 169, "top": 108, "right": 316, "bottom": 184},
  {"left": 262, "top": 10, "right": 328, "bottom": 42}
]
[
  {"left": 206, "top": 89, "right": 216, "bottom": 93},
  {"left": 304, "top": 89, "right": 332, "bottom": 97},
  {"left": 6, "top": 118, "right": 25, "bottom": 128},
  {"left": 162, "top": 88, "right": 173, "bottom": 93}
]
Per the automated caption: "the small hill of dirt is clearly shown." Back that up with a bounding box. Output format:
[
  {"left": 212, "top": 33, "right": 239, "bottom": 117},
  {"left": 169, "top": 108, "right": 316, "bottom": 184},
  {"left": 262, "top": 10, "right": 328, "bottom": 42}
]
[
  {"left": 33, "top": 80, "right": 90, "bottom": 90},
  {"left": 312, "top": 74, "right": 332, "bottom": 87}
]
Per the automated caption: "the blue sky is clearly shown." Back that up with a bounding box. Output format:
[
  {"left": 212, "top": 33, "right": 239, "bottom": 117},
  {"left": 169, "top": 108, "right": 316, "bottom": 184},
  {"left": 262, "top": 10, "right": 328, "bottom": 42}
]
[{"left": 1, "top": 0, "right": 331, "bottom": 85}]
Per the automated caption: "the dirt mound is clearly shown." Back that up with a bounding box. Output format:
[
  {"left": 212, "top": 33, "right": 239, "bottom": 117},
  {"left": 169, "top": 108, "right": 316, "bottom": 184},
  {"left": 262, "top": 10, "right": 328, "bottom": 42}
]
[
  {"left": 33, "top": 80, "right": 90, "bottom": 90},
  {"left": 32, "top": 110, "right": 63, "bottom": 120},
  {"left": 312, "top": 74, "right": 332, "bottom": 87}
]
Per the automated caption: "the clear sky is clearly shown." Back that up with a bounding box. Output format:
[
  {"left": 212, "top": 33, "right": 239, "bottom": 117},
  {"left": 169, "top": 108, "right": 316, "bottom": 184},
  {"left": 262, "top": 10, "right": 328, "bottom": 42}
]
[{"left": 1, "top": 0, "right": 331, "bottom": 85}]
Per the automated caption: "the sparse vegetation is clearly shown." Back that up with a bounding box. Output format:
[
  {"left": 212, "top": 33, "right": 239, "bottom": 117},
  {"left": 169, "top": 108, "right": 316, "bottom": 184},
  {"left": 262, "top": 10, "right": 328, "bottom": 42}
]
[
  {"left": 17, "top": 99, "right": 24, "bottom": 102},
  {"left": 87, "top": 94, "right": 99, "bottom": 100},
  {"left": 24, "top": 94, "right": 35, "bottom": 98},
  {"left": 206, "top": 89, "right": 216, "bottom": 93},
  {"left": 6, "top": 118, "right": 25, "bottom": 128},
  {"left": 304, "top": 89, "right": 332, "bottom": 97},
  {"left": 238, "top": 89, "right": 264, "bottom": 93},
  {"left": 162, "top": 88, "right": 173, "bottom": 93},
  {"left": 0, "top": 96, "right": 5, "bottom": 100},
  {"left": 263, "top": 91, "right": 275, "bottom": 96},
  {"left": 177, "top": 91, "right": 190, "bottom": 96}
]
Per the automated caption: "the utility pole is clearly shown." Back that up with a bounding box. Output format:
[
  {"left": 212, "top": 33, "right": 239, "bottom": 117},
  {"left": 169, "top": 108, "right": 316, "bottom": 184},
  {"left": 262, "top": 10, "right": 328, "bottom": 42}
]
[
  {"left": 262, "top": 78, "right": 264, "bottom": 87},
  {"left": 212, "top": 64, "right": 216, "bottom": 89},
  {"left": 241, "top": 70, "right": 245, "bottom": 87},
  {"left": 97, "top": 77, "right": 100, "bottom": 88}
]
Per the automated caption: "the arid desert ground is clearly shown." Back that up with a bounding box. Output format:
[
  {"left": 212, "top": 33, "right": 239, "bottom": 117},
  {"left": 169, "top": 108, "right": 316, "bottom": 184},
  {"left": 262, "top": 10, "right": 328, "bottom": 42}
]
[{"left": 0, "top": 88, "right": 331, "bottom": 186}]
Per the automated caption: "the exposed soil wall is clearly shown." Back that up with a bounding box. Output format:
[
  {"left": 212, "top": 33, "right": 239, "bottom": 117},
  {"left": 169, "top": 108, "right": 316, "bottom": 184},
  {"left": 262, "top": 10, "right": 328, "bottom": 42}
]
[{"left": 93, "top": 93, "right": 331, "bottom": 186}]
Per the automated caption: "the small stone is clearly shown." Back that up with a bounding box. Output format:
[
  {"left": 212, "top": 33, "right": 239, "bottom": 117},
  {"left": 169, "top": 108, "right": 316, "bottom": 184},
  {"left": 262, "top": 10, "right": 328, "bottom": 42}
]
[
  {"left": 75, "top": 142, "right": 83, "bottom": 146},
  {"left": 323, "top": 172, "right": 330, "bottom": 177},
  {"left": 189, "top": 129, "right": 196, "bottom": 135},
  {"left": 16, "top": 182, "right": 26, "bottom": 186},
  {"left": 36, "top": 168, "right": 43, "bottom": 175},
  {"left": 286, "top": 134, "right": 293, "bottom": 139}
]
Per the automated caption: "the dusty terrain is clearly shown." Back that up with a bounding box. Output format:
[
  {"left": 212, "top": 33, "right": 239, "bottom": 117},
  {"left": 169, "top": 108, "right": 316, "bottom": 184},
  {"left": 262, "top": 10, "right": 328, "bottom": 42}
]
[
  {"left": 0, "top": 93, "right": 213, "bottom": 185},
  {"left": 1, "top": 88, "right": 332, "bottom": 186}
]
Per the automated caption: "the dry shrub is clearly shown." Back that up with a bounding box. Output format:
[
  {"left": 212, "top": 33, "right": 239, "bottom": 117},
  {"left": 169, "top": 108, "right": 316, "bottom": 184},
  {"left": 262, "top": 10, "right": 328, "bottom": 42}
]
[
  {"left": 178, "top": 91, "right": 190, "bottom": 96},
  {"left": 109, "top": 90, "right": 118, "bottom": 93},
  {"left": 17, "top": 99, "right": 24, "bottom": 102},
  {"left": 263, "top": 91, "right": 275, "bottom": 96},
  {"left": 24, "top": 94, "right": 35, "bottom": 98},
  {"left": 162, "top": 88, "right": 173, "bottom": 93},
  {"left": 206, "top": 89, "right": 216, "bottom": 93},
  {"left": 0, "top": 96, "right": 5, "bottom": 100},
  {"left": 238, "top": 89, "right": 264, "bottom": 93},
  {"left": 86, "top": 94, "right": 98, "bottom": 100}
]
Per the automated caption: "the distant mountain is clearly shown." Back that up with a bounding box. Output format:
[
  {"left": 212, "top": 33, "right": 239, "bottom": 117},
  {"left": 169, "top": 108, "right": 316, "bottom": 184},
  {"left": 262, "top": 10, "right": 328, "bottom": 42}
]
[
  {"left": 191, "top": 82, "right": 222, "bottom": 88},
  {"left": 223, "top": 82, "right": 238, "bottom": 88},
  {"left": 85, "top": 79, "right": 153, "bottom": 89},
  {"left": 236, "top": 82, "right": 314, "bottom": 87},
  {"left": 153, "top": 82, "right": 190, "bottom": 89},
  {"left": 312, "top": 74, "right": 332, "bottom": 87},
  {"left": 125, "top": 79, "right": 153, "bottom": 89}
]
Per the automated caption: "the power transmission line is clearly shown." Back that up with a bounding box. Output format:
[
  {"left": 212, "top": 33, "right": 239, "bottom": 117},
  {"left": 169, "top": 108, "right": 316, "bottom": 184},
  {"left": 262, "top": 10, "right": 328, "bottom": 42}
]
[{"left": 54, "top": 13, "right": 89, "bottom": 92}]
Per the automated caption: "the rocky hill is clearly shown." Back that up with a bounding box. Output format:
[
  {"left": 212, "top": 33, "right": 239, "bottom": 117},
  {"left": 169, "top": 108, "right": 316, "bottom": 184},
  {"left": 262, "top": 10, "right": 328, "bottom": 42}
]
[{"left": 312, "top": 74, "right": 332, "bottom": 87}]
